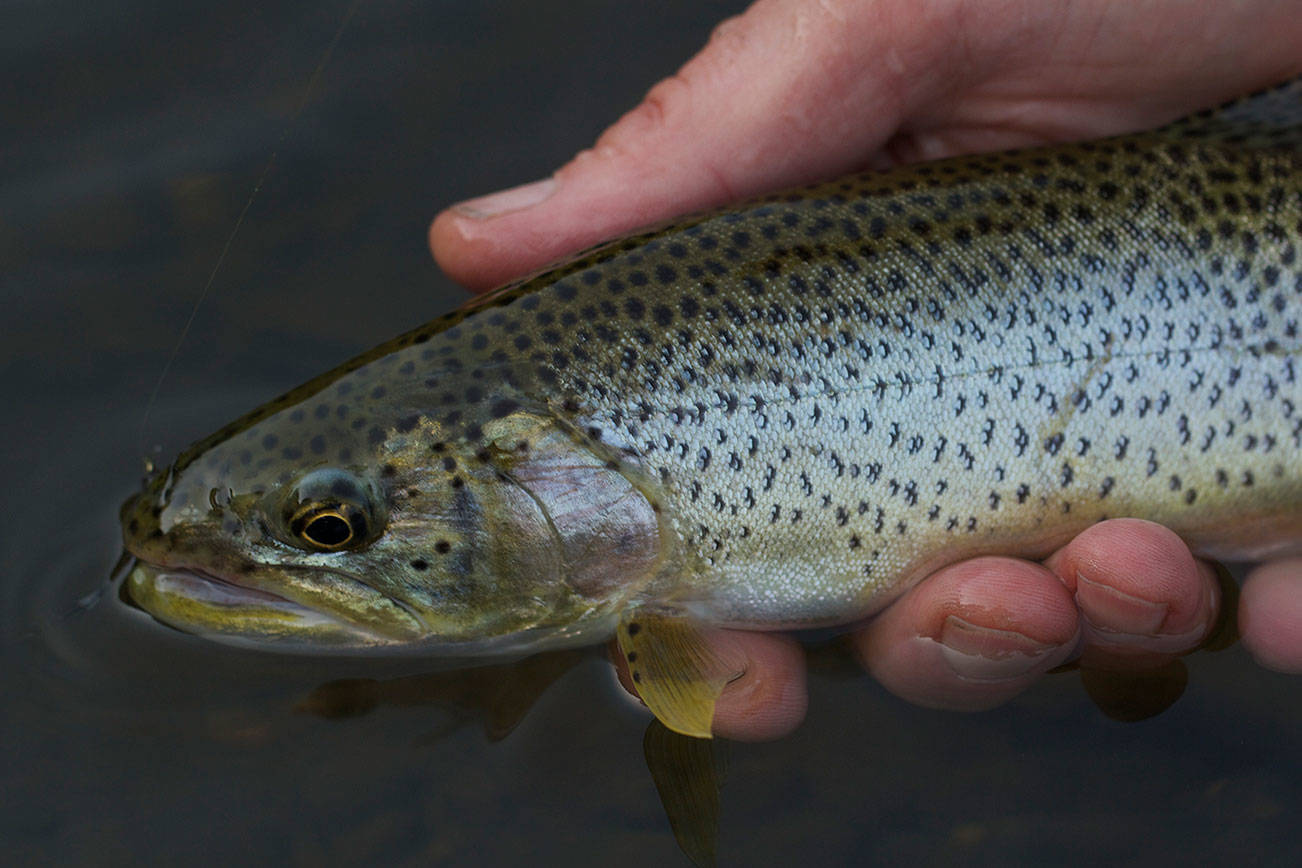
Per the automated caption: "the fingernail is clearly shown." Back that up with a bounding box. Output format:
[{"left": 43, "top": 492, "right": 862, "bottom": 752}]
[
  {"left": 938, "top": 616, "right": 1061, "bottom": 682},
  {"left": 1074, "top": 572, "right": 1213, "bottom": 653},
  {"left": 1075, "top": 572, "right": 1168, "bottom": 634},
  {"left": 453, "top": 177, "right": 557, "bottom": 219}
]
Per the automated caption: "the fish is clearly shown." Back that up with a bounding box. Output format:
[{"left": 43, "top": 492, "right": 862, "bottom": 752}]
[{"left": 121, "top": 78, "right": 1302, "bottom": 738}]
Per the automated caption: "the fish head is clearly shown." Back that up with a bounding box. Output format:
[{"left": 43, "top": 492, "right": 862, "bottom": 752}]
[{"left": 121, "top": 342, "right": 668, "bottom": 654}]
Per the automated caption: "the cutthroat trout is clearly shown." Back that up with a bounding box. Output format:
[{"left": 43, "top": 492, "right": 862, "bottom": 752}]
[{"left": 121, "top": 80, "right": 1302, "bottom": 737}]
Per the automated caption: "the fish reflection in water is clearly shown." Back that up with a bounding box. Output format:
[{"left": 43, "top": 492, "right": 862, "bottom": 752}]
[
  {"left": 299, "top": 649, "right": 587, "bottom": 741},
  {"left": 297, "top": 648, "right": 724, "bottom": 865},
  {"left": 292, "top": 633, "right": 1227, "bottom": 866}
]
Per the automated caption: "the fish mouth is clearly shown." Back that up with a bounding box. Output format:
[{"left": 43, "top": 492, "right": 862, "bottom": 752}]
[
  {"left": 124, "top": 561, "right": 416, "bottom": 648},
  {"left": 121, "top": 559, "right": 622, "bottom": 659}
]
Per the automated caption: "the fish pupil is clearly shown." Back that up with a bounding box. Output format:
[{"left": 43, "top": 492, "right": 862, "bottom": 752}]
[{"left": 304, "top": 513, "right": 352, "bottom": 547}]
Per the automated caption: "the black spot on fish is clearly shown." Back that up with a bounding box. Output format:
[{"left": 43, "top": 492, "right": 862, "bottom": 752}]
[{"left": 490, "top": 399, "right": 519, "bottom": 418}]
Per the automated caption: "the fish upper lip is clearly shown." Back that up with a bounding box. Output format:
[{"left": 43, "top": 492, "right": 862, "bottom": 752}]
[
  {"left": 154, "top": 563, "right": 300, "bottom": 605},
  {"left": 129, "top": 560, "right": 419, "bottom": 642},
  {"left": 125, "top": 540, "right": 293, "bottom": 601},
  {"left": 129, "top": 548, "right": 394, "bottom": 614},
  {"left": 154, "top": 553, "right": 428, "bottom": 639},
  {"left": 128, "top": 562, "right": 406, "bottom": 648}
]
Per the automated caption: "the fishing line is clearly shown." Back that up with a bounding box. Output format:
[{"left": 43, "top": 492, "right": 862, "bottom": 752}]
[{"left": 137, "top": 0, "right": 366, "bottom": 459}]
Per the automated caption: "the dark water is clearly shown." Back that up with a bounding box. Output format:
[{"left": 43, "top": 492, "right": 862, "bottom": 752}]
[{"left": 3, "top": 1, "right": 1299, "bottom": 864}]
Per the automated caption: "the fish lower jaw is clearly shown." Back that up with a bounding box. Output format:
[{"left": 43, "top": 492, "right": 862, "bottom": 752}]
[{"left": 124, "top": 561, "right": 407, "bottom": 648}]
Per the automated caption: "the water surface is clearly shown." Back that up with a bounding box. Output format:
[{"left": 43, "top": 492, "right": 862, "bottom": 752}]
[{"left": 2, "top": 1, "right": 1298, "bottom": 864}]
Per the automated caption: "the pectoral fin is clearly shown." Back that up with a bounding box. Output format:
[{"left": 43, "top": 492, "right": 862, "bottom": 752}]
[{"left": 616, "top": 613, "right": 738, "bottom": 739}]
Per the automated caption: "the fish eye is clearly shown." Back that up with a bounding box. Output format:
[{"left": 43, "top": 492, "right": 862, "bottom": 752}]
[
  {"left": 276, "top": 467, "right": 384, "bottom": 552},
  {"left": 290, "top": 502, "right": 368, "bottom": 551}
]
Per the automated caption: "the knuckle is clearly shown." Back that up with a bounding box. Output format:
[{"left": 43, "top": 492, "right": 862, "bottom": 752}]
[
  {"left": 706, "top": 12, "right": 751, "bottom": 56},
  {"left": 593, "top": 73, "right": 694, "bottom": 160}
]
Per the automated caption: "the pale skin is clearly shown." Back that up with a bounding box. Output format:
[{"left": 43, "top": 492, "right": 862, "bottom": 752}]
[{"left": 430, "top": 0, "right": 1302, "bottom": 740}]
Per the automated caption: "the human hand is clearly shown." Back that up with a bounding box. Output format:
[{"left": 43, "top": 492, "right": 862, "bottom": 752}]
[{"left": 429, "top": 0, "right": 1302, "bottom": 740}]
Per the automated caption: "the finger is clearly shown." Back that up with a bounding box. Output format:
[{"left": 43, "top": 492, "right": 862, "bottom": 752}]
[
  {"left": 432, "top": 0, "right": 1302, "bottom": 292},
  {"left": 430, "top": 0, "right": 944, "bottom": 291},
  {"left": 611, "top": 630, "right": 807, "bottom": 741},
  {"left": 1239, "top": 558, "right": 1302, "bottom": 674},
  {"left": 1044, "top": 519, "right": 1219, "bottom": 668},
  {"left": 850, "top": 557, "right": 1079, "bottom": 711}
]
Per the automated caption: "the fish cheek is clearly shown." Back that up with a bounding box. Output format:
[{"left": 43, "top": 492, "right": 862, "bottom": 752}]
[
  {"left": 398, "top": 473, "right": 568, "bottom": 637},
  {"left": 477, "top": 477, "right": 568, "bottom": 610}
]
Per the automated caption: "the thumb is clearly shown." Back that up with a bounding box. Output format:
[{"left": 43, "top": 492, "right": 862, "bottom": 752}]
[{"left": 429, "top": 0, "right": 943, "bottom": 292}]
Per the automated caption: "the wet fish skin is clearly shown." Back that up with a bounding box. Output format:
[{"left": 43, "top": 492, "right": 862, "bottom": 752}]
[{"left": 120, "top": 80, "right": 1302, "bottom": 666}]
